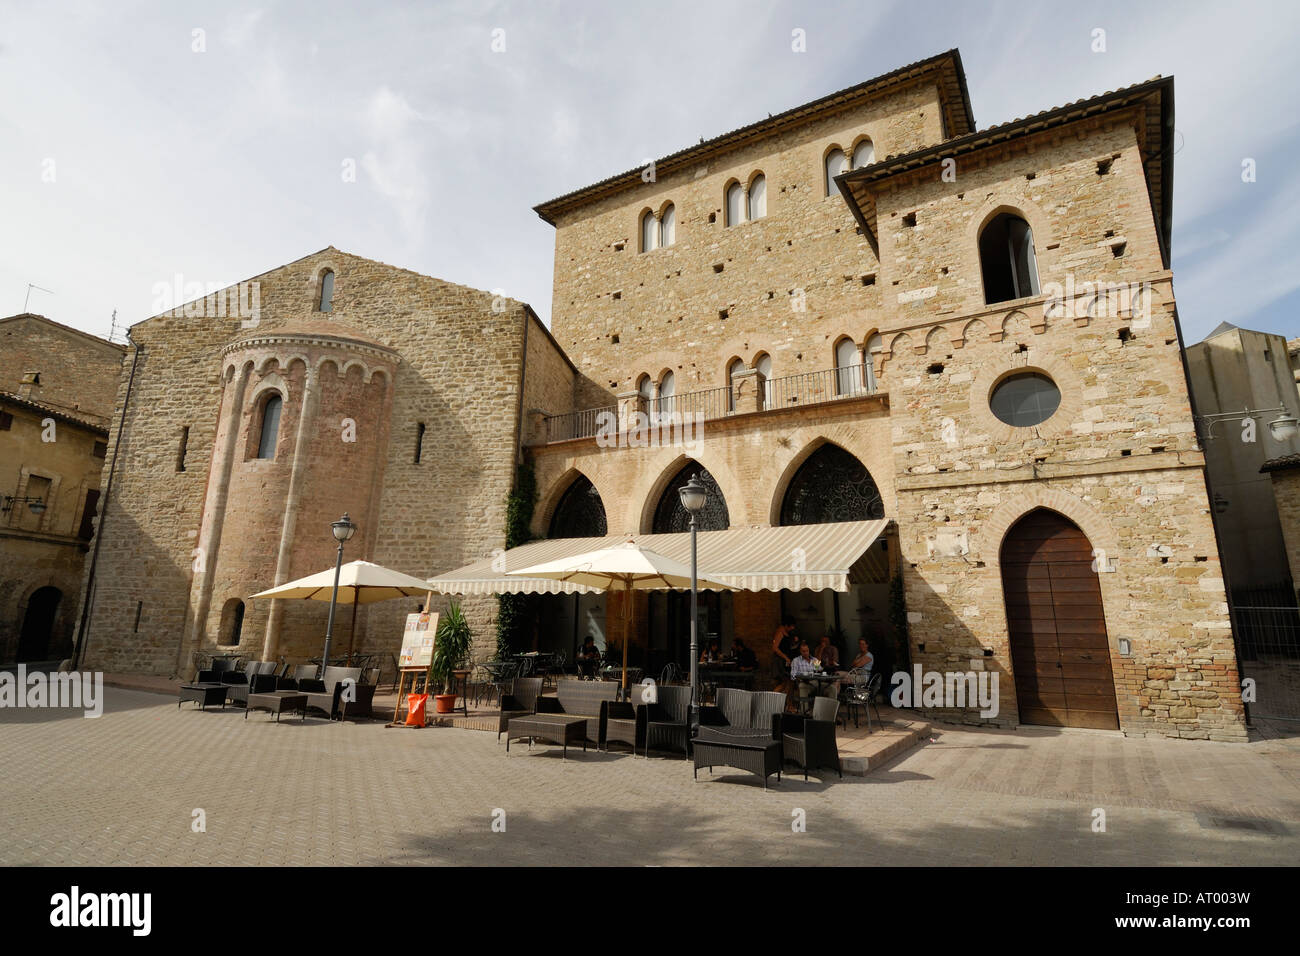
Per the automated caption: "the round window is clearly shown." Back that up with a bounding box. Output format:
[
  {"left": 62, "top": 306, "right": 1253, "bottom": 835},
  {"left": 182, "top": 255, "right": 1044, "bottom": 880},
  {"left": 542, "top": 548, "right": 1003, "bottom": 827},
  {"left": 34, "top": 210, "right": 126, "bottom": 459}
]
[{"left": 990, "top": 372, "right": 1061, "bottom": 427}]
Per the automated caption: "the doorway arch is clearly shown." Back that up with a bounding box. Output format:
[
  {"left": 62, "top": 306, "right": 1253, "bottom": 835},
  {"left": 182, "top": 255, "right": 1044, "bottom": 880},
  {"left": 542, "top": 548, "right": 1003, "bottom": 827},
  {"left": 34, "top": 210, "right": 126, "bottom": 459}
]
[
  {"left": 1000, "top": 509, "right": 1118, "bottom": 729},
  {"left": 18, "top": 586, "right": 63, "bottom": 662}
]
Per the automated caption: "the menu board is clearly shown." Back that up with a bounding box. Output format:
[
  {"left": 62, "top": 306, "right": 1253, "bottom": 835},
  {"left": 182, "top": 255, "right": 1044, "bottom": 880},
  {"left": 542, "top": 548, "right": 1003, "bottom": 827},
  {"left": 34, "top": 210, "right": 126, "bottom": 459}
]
[{"left": 398, "top": 611, "right": 439, "bottom": 668}]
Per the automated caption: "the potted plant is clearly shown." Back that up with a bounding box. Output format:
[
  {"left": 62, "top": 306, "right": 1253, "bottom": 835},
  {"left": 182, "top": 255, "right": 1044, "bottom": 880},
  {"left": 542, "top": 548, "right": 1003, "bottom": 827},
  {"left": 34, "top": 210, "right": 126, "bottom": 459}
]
[{"left": 431, "top": 600, "right": 472, "bottom": 714}]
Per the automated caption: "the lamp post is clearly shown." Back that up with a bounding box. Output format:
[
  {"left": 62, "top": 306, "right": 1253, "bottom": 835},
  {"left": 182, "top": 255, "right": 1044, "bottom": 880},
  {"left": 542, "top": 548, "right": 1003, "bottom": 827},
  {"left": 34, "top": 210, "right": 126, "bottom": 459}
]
[
  {"left": 677, "top": 476, "right": 707, "bottom": 734},
  {"left": 320, "top": 512, "right": 357, "bottom": 679},
  {"left": 1, "top": 496, "right": 46, "bottom": 516}
]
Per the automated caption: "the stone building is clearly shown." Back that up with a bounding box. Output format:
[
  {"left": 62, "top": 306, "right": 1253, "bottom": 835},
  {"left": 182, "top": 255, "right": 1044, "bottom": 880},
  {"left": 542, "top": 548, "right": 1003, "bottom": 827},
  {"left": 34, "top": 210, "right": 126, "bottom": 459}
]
[
  {"left": 77, "top": 249, "right": 571, "bottom": 675},
  {"left": 467, "top": 50, "right": 1243, "bottom": 740},
  {"left": 1184, "top": 322, "right": 1300, "bottom": 600},
  {"left": 0, "top": 314, "right": 124, "bottom": 663},
  {"left": 84, "top": 50, "right": 1249, "bottom": 741}
]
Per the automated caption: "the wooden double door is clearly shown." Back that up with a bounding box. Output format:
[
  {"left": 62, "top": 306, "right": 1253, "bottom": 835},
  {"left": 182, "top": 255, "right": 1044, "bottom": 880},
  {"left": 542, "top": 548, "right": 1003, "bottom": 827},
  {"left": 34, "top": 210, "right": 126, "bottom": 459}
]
[{"left": 1000, "top": 510, "right": 1119, "bottom": 730}]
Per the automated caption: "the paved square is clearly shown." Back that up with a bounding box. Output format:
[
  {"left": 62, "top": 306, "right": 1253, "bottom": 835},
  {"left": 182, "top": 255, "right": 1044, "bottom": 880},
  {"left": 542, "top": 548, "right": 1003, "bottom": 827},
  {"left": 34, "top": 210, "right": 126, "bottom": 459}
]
[{"left": 2, "top": 687, "right": 1297, "bottom": 866}]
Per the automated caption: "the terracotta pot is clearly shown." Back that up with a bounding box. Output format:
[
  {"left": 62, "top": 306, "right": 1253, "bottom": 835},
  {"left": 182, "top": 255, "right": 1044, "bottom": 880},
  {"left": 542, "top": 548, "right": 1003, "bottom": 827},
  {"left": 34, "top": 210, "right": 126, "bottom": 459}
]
[{"left": 433, "top": 694, "right": 457, "bottom": 714}]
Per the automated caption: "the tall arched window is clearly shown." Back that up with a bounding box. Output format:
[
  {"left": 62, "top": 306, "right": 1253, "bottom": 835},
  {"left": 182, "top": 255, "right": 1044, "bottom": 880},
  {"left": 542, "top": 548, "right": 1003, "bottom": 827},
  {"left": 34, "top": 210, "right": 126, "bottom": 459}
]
[
  {"left": 725, "top": 182, "right": 745, "bottom": 227},
  {"left": 659, "top": 204, "right": 676, "bottom": 247},
  {"left": 726, "top": 358, "right": 744, "bottom": 412},
  {"left": 756, "top": 353, "right": 773, "bottom": 409},
  {"left": 824, "top": 148, "right": 848, "bottom": 196},
  {"left": 780, "top": 444, "right": 884, "bottom": 525},
  {"left": 640, "top": 210, "right": 658, "bottom": 253},
  {"left": 835, "top": 337, "right": 860, "bottom": 396},
  {"left": 851, "top": 138, "right": 875, "bottom": 169},
  {"left": 549, "top": 475, "right": 608, "bottom": 538},
  {"left": 656, "top": 370, "right": 675, "bottom": 419},
  {"left": 318, "top": 270, "right": 335, "bottom": 312},
  {"left": 652, "top": 461, "right": 730, "bottom": 533},
  {"left": 256, "top": 393, "right": 283, "bottom": 460},
  {"left": 747, "top": 174, "right": 766, "bottom": 220},
  {"left": 865, "top": 332, "right": 883, "bottom": 390},
  {"left": 979, "top": 212, "right": 1040, "bottom": 304}
]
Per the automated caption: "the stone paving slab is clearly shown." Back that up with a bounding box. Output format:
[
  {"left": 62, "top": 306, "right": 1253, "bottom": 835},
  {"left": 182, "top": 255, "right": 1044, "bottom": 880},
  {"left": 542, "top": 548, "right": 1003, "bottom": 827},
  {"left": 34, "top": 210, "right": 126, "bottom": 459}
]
[{"left": 2, "top": 686, "right": 1297, "bottom": 866}]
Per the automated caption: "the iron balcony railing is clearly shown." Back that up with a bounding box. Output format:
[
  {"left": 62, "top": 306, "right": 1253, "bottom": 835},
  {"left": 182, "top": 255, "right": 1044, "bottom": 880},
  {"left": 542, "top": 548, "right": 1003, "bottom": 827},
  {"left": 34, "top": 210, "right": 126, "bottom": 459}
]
[{"left": 541, "top": 364, "right": 876, "bottom": 444}]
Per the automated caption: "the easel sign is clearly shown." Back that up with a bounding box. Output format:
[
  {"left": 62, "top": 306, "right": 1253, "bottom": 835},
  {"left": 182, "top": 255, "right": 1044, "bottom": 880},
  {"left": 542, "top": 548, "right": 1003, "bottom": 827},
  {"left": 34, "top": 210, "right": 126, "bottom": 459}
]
[{"left": 387, "top": 607, "right": 440, "bottom": 728}]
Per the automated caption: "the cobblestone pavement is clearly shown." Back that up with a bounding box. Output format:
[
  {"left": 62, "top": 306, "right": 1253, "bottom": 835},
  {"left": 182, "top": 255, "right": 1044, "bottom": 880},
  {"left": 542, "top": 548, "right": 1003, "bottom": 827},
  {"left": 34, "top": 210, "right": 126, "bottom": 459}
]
[{"left": 1, "top": 688, "right": 1297, "bottom": 866}]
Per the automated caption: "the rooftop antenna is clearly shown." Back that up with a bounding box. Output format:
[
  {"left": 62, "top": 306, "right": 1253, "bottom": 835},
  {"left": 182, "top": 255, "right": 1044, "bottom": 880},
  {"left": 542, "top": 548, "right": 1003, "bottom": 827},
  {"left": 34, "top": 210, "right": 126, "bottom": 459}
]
[{"left": 24, "top": 283, "right": 54, "bottom": 312}]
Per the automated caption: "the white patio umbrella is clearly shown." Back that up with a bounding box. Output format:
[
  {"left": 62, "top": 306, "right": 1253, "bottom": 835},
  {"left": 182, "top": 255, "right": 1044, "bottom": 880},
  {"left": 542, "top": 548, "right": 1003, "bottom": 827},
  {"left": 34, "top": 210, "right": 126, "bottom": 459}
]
[
  {"left": 250, "top": 560, "right": 433, "bottom": 659},
  {"left": 508, "top": 541, "right": 731, "bottom": 690}
]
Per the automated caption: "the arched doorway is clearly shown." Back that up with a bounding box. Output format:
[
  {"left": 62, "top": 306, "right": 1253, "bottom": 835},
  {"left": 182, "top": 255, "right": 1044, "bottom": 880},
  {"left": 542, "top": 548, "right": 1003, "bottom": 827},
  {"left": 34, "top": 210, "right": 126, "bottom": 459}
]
[
  {"left": 1000, "top": 509, "right": 1118, "bottom": 729},
  {"left": 778, "top": 443, "right": 889, "bottom": 674},
  {"left": 543, "top": 475, "right": 609, "bottom": 659},
  {"left": 648, "top": 462, "right": 731, "bottom": 676},
  {"left": 18, "top": 586, "right": 62, "bottom": 662}
]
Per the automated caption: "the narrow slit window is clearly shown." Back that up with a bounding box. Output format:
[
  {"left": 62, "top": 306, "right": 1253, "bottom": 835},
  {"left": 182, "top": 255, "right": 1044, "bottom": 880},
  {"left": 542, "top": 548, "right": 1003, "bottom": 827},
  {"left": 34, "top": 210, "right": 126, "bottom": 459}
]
[
  {"left": 318, "top": 270, "right": 335, "bottom": 312},
  {"left": 176, "top": 425, "right": 190, "bottom": 472},
  {"left": 256, "top": 394, "right": 283, "bottom": 460},
  {"left": 415, "top": 422, "right": 426, "bottom": 464}
]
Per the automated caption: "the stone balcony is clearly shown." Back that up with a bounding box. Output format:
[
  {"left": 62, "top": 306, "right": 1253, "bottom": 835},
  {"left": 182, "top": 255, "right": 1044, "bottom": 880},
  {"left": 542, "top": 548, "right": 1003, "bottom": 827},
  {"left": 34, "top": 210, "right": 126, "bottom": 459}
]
[{"left": 528, "top": 363, "right": 881, "bottom": 446}]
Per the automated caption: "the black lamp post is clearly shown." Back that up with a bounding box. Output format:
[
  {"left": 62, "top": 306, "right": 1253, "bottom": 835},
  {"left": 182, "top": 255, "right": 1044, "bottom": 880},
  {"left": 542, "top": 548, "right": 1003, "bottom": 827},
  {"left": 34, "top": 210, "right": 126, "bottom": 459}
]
[
  {"left": 320, "top": 512, "right": 357, "bottom": 679},
  {"left": 678, "top": 477, "right": 707, "bottom": 734}
]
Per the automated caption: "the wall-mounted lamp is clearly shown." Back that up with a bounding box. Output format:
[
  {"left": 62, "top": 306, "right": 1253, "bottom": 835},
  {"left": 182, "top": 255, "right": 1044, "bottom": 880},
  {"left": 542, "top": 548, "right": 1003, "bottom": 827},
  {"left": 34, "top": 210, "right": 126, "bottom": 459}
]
[{"left": 1, "top": 495, "right": 46, "bottom": 515}]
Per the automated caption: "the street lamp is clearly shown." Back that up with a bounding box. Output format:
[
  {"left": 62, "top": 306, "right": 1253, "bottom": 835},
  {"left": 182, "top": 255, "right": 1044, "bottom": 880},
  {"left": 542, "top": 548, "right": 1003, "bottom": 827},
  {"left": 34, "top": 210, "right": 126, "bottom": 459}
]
[
  {"left": 320, "top": 512, "right": 357, "bottom": 678},
  {"left": 678, "top": 476, "right": 707, "bottom": 735},
  {"left": 1, "top": 496, "right": 46, "bottom": 515},
  {"left": 1269, "top": 415, "right": 1300, "bottom": 443}
]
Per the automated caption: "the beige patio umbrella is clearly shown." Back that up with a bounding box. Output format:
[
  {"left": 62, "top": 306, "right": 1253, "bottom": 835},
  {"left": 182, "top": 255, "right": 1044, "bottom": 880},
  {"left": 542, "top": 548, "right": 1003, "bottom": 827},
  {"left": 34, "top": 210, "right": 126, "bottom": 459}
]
[
  {"left": 508, "top": 541, "right": 731, "bottom": 691},
  {"left": 251, "top": 560, "right": 434, "bottom": 659}
]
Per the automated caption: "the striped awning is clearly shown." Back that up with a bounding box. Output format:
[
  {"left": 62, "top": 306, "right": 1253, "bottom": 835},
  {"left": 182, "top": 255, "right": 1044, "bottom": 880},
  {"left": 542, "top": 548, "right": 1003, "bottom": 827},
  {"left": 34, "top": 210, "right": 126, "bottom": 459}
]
[{"left": 426, "top": 519, "right": 891, "bottom": 595}]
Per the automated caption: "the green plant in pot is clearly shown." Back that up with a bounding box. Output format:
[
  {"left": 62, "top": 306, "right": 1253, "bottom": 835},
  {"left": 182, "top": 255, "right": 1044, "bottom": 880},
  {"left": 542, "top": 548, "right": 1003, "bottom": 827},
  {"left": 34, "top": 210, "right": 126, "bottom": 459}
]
[{"left": 432, "top": 601, "right": 472, "bottom": 714}]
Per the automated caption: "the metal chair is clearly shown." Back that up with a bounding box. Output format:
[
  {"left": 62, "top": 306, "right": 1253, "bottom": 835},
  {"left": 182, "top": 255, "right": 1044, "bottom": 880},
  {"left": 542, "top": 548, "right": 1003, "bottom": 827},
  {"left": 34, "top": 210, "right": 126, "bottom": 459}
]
[
  {"left": 660, "top": 662, "right": 684, "bottom": 685},
  {"left": 839, "top": 670, "right": 883, "bottom": 732}
]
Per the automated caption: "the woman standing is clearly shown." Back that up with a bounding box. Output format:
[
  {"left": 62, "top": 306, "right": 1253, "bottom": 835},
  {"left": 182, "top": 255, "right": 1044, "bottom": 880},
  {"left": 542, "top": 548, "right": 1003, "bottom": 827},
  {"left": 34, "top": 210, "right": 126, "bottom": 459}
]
[{"left": 770, "top": 617, "right": 799, "bottom": 696}]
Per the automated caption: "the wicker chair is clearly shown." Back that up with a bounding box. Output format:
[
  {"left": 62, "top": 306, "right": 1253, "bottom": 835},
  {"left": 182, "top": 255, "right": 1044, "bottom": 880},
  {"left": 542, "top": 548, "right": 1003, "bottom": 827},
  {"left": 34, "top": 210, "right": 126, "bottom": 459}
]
[
  {"left": 640, "top": 684, "right": 691, "bottom": 758},
  {"left": 495, "top": 677, "right": 543, "bottom": 741},
  {"left": 599, "top": 683, "right": 655, "bottom": 753},
  {"left": 778, "top": 696, "right": 842, "bottom": 779}
]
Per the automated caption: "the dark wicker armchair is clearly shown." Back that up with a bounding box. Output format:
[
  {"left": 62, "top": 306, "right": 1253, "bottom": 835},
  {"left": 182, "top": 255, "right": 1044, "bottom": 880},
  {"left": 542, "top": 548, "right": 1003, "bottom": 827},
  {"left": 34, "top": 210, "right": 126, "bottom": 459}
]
[
  {"left": 639, "top": 684, "right": 691, "bottom": 758},
  {"left": 496, "top": 677, "right": 544, "bottom": 741},
  {"left": 777, "top": 696, "right": 842, "bottom": 779},
  {"left": 599, "top": 683, "right": 655, "bottom": 754}
]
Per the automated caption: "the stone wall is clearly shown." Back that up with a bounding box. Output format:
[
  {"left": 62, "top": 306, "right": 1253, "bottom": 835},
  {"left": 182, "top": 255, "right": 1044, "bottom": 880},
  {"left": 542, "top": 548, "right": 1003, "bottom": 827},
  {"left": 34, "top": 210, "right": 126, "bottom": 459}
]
[
  {"left": 1269, "top": 467, "right": 1300, "bottom": 595},
  {"left": 0, "top": 314, "right": 124, "bottom": 424},
  {"left": 547, "top": 81, "right": 947, "bottom": 408},
  {"left": 80, "top": 249, "right": 532, "bottom": 675}
]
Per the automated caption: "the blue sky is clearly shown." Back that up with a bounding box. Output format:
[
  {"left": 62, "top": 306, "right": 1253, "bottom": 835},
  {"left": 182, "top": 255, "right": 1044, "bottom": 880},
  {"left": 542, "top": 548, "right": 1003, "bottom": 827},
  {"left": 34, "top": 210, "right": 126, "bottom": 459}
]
[{"left": 1, "top": 0, "right": 1297, "bottom": 344}]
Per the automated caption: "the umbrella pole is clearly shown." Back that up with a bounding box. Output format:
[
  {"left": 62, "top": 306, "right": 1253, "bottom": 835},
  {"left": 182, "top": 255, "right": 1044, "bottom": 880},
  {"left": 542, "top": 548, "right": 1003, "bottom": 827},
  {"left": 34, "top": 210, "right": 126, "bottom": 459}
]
[
  {"left": 346, "top": 593, "right": 359, "bottom": 662},
  {"left": 621, "top": 579, "right": 630, "bottom": 695}
]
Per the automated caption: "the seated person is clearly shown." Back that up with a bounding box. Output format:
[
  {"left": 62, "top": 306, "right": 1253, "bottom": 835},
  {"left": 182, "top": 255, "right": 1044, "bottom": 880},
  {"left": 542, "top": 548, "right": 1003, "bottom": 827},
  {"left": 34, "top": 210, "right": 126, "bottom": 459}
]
[
  {"left": 814, "top": 634, "right": 840, "bottom": 672},
  {"left": 699, "top": 638, "right": 722, "bottom": 664},
  {"left": 577, "top": 636, "right": 601, "bottom": 678},
  {"left": 730, "top": 637, "right": 758, "bottom": 670},
  {"left": 790, "top": 641, "right": 822, "bottom": 706},
  {"left": 850, "top": 637, "right": 874, "bottom": 673}
]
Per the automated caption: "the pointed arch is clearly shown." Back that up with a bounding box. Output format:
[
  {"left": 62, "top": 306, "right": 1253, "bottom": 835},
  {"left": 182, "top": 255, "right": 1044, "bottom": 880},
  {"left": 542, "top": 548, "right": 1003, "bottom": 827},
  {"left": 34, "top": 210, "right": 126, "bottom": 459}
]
[
  {"left": 642, "top": 457, "right": 731, "bottom": 533},
  {"left": 775, "top": 440, "right": 884, "bottom": 526},
  {"left": 546, "top": 471, "right": 609, "bottom": 539}
]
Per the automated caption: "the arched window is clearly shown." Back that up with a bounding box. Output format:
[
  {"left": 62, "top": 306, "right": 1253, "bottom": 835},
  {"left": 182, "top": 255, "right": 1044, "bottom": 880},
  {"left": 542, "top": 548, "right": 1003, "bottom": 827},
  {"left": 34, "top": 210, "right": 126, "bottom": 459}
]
[
  {"left": 656, "top": 370, "right": 675, "bottom": 418},
  {"left": 256, "top": 393, "right": 283, "bottom": 460},
  {"left": 726, "top": 358, "right": 744, "bottom": 412},
  {"left": 780, "top": 444, "right": 884, "bottom": 525},
  {"left": 756, "top": 353, "right": 773, "bottom": 409},
  {"left": 835, "top": 337, "right": 860, "bottom": 396},
  {"left": 747, "top": 174, "right": 766, "bottom": 220},
  {"left": 659, "top": 204, "right": 676, "bottom": 247},
  {"left": 824, "top": 148, "right": 848, "bottom": 196},
  {"left": 652, "top": 461, "right": 730, "bottom": 533},
  {"left": 318, "top": 270, "right": 335, "bottom": 312},
  {"left": 865, "top": 333, "right": 883, "bottom": 390},
  {"left": 218, "top": 598, "right": 245, "bottom": 646},
  {"left": 640, "top": 210, "right": 658, "bottom": 253},
  {"left": 637, "top": 373, "right": 653, "bottom": 409},
  {"left": 549, "top": 475, "right": 608, "bottom": 539},
  {"left": 851, "top": 138, "right": 875, "bottom": 169},
  {"left": 979, "top": 212, "right": 1040, "bottom": 304},
  {"left": 726, "top": 182, "right": 745, "bottom": 227}
]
